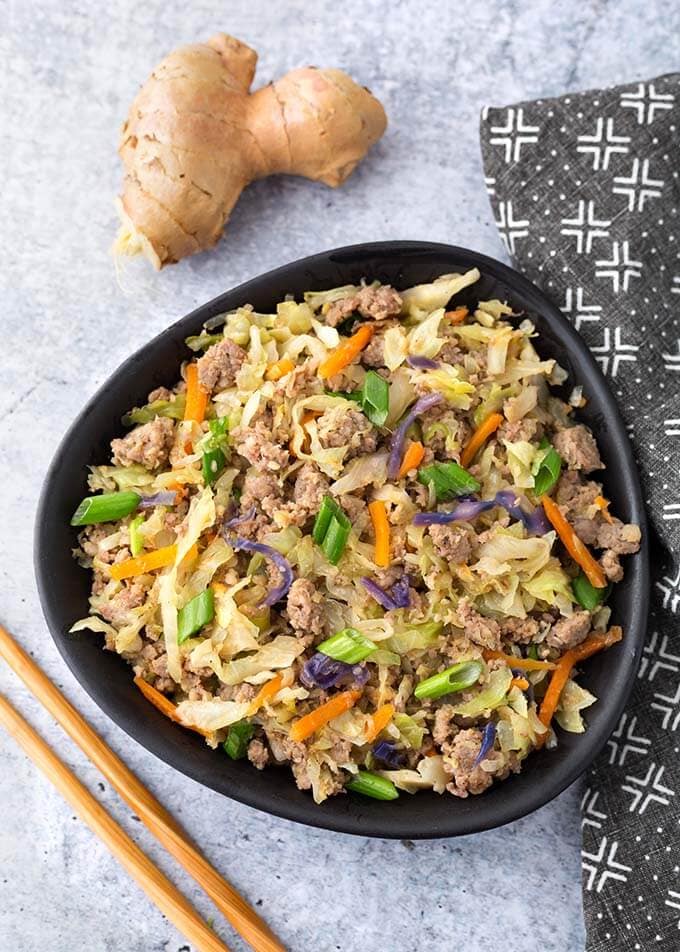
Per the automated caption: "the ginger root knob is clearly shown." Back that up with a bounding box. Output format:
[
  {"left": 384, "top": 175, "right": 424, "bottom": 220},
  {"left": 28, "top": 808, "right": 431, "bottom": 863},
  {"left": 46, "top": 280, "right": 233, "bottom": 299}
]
[{"left": 115, "top": 33, "right": 387, "bottom": 268}]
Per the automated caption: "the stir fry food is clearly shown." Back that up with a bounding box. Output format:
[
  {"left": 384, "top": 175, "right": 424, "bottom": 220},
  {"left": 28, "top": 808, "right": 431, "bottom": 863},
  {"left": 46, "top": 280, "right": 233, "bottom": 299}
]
[{"left": 71, "top": 271, "right": 641, "bottom": 803}]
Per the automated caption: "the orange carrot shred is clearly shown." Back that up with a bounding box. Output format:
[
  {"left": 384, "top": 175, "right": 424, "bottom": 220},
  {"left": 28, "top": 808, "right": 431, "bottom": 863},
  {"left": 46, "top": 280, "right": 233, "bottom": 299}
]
[
  {"left": 445, "top": 306, "right": 469, "bottom": 325},
  {"left": 368, "top": 500, "right": 390, "bottom": 568},
  {"left": 247, "top": 673, "right": 284, "bottom": 716},
  {"left": 289, "top": 690, "right": 362, "bottom": 743},
  {"left": 510, "top": 676, "right": 530, "bottom": 691},
  {"left": 570, "top": 625, "right": 623, "bottom": 663},
  {"left": 536, "top": 626, "right": 623, "bottom": 747},
  {"left": 183, "top": 362, "right": 208, "bottom": 424},
  {"left": 364, "top": 703, "right": 394, "bottom": 743},
  {"left": 460, "top": 412, "right": 504, "bottom": 468},
  {"left": 182, "top": 362, "right": 209, "bottom": 453},
  {"left": 134, "top": 677, "right": 209, "bottom": 737},
  {"left": 398, "top": 440, "right": 425, "bottom": 478},
  {"left": 542, "top": 494, "right": 607, "bottom": 588},
  {"left": 482, "top": 649, "right": 556, "bottom": 671},
  {"left": 594, "top": 495, "right": 614, "bottom": 525},
  {"left": 265, "top": 357, "right": 295, "bottom": 381},
  {"left": 110, "top": 543, "right": 198, "bottom": 581},
  {"left": 318, "top": 325, "right": 375, "bottom": 379}
]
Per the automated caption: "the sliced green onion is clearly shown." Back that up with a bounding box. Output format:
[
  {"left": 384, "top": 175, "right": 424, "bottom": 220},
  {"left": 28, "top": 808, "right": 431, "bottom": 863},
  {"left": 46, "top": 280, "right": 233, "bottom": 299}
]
[
  {"left": 312, "top": 495, "right": 343, "bottom": 544},
  {"left": 202, "top": 416, "right": 229, "bottom": 452},
  {"left": 321, "top": 513, "right": 351, "bottom": 565},
  {"left": 417, "top": 461, "right": 480, "bottom": 501},
  {"left": 326, "top": 371, "right": 389, "bottom": 426},
  {"left": 71, "top": 491, "right": 141, "bottom": 526},
  {"left": 527, "top": 644, "right": 539, "bottom": 661},
  {"left": 414, "top": 659, "right": 484, "bottom": 700},
  {"left": 201, "top": 417, "right": 229, "bottom": 485},
  {"left": 572, "top": 572, "right": 609, "bottom": 611},
  {"left": 346, "top": 771, "right": 399, "bottom": 801},
  {"left": 533, "top": 442, "right": 563, "bottom": 495},
  {"left": 202, "top": 447, "right": 226, "bottom": 485},
  {"left": 361, "top": 371, "right": 389, "bottom": 426},
  {"left": 222, "top": 721, "right": 254, "bottom": 760},
  {"left": 177, "top": 589, "right": 215, "bottom": 644},
  {"left": 313, "top": 496, "right": 351, "bottom": 564},
  {"left": 185, "top": 331, "right": 224, "bottom": 352},
  {"left": 122, "top": 395, "right": 186, "bottom": 427},
  {"left": 318, "top": 628, "right": 377, "bottom": 664},
  {"left": 129, "top": 514, "right": 145, "bottom": 557}
]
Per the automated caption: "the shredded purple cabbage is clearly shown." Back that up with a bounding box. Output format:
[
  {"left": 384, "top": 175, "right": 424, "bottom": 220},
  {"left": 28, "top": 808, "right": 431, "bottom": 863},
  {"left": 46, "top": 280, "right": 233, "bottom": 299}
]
[
  {"left": 300, "top": 654, "right": 370, "bottom": 690},
  {"left": 389, "top": 575, "right": 412, "bottom": 609},
  {"left": 472, "top": 722, "right": 497, "bottom": 768},
  {"left": 223, "top": 506, "right": 257, "bottom": 529},
  {"left": 413, "top": 490, "right": 550, "bottom": 534},
  {"left": 387, "top": 393, "right": 443, "bottom": 480},
  {"left": 413, "top": 498, "right": 494, "bottom": 526},
  {"left": 361, "top": 576, "right": 412, "bottom": 611},
  {"left": 138, "top": 491, "right": 177, "bottom": 509},
  {"left": 406, "top": 355, "right": 440, "bottom": 370},
  {"left": 229, "top": 537, "right": 293, "bottom": 607},
  {"left": 373, "top": 741, "right": 405, "bottom": 768},
  {"left": 494, "top": 490, "right": 550, "bottom": 536},
  {"left": 361, "top": 577, "right": 398, "bottom": 610}
]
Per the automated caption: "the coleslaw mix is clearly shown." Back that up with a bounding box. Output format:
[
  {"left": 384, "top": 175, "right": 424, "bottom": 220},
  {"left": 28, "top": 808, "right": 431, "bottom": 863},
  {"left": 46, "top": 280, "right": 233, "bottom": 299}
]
[{"left": 70, "top": 271, "right": 641, "bottom": 803}]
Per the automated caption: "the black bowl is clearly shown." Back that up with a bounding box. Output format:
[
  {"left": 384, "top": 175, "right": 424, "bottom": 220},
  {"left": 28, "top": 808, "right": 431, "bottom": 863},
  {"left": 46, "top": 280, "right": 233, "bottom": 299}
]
[{"left": 35, "top": 241, "right": 649, "bottom": 839}]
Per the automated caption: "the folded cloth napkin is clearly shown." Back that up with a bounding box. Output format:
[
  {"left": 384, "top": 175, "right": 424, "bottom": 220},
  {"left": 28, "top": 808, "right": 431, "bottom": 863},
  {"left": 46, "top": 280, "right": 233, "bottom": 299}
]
[{"left": 480, "top": 74, "right": 680, "bottom": 951}]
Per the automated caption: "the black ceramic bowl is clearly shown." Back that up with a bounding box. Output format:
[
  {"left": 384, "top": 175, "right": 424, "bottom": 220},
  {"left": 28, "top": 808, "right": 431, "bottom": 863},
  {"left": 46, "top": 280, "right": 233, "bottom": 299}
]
[{"left": 35, "top": 241, "right": 649, "bottom": 838}]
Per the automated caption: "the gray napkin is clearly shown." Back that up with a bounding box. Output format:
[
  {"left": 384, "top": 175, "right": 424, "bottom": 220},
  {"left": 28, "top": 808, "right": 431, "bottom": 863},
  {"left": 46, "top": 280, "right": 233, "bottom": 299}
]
[{"left": 480, "top": 74, "right": 680, "bottom": 950}]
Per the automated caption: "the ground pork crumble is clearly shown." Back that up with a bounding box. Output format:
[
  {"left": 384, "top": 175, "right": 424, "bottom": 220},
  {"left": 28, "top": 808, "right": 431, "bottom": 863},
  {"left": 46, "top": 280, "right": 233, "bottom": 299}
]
[{"left": 71, "top": 275, "right": 641, "bottom": 805}]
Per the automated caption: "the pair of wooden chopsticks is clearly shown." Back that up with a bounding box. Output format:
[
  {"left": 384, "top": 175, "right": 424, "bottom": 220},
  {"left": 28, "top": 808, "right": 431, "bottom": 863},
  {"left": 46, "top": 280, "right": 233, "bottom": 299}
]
[{"left": 0, "top": 623, "right": 287, "bottom": 952}]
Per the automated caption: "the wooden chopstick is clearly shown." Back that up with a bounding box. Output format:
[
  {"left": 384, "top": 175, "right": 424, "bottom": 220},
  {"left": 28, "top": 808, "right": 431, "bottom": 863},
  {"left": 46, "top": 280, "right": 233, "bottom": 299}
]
[
  {"left": 0, "top": 692, "right": 230, "bottom": 952},
  {"left": 0, "top": 624, "right": 286, "bottom": 952}
]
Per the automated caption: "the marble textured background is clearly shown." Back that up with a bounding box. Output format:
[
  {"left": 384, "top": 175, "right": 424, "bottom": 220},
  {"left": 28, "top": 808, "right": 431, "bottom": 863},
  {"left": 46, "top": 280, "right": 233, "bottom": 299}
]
[{"left": 2, "top": 2, "right": 678, "bottom": 950}]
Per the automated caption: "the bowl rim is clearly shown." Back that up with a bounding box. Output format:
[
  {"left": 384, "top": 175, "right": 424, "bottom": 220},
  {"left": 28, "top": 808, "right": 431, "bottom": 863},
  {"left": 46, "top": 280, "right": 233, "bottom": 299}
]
[{"left": 35, "top": 240, "right": 649, "bottom": 838}]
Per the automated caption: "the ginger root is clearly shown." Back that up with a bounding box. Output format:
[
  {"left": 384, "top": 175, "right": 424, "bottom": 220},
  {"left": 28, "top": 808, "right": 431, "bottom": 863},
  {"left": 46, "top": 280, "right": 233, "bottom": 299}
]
[{"left": 115, "top": 33, "right": 387, "bottom": 268}]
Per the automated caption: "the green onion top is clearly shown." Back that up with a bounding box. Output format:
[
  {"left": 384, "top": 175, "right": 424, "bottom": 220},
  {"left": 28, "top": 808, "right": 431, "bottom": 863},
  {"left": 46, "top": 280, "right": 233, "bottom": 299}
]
[
  {"left": 346, "top": 770, "right": 399, "bottom": 801},
  {"left": 414, "top": 659, "right": 484, "bottom": 700},
  {"left": 321, "top": 515, "right": 351, "bottom": 565},
  {"left": 312, "top": 495, "right": 344, "bottom": 544},
  {"left": 200, "top": 417, "right": 229, "bottom": 485},
  {"left": 71, "top": 491, "right": 141, "bottom": 526},
  {"left": 572, "top": 572, "right": 609, "bottom": 611},
  {"left": 326, "top": 371, "right": 390, "bottom": 427},
  {"left": 312, "top": 495, "right": 351, "bottom": 565},
  {"left": 318, "top": 628, "right": 377, "bottom": 664},
  {"left": 533, "top": 441, "right": 563, "bottom": 496},
  {"left": 185, "top": 331, "right": 224, "bottom": 352},
  {"left": 361, "top": 371, "right": 389, "bottom": 426},
  {"left": 177, "top": 589, "right": 215, "bottom": 644},
  {"left": 202, "top": 447, "right": 226, "bottom": 485},
  {"left": 417, "top": 461, "right": 480, "bottom": 501},
  {"left": 222, "top": 721, "right": 254, "bottom": 760}
]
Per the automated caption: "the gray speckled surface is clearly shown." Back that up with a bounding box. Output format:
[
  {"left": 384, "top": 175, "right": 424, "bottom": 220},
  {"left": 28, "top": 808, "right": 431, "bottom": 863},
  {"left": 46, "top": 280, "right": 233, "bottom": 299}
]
[{"left": 1, "top": 1, "right": 676, "bottom": 950}]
